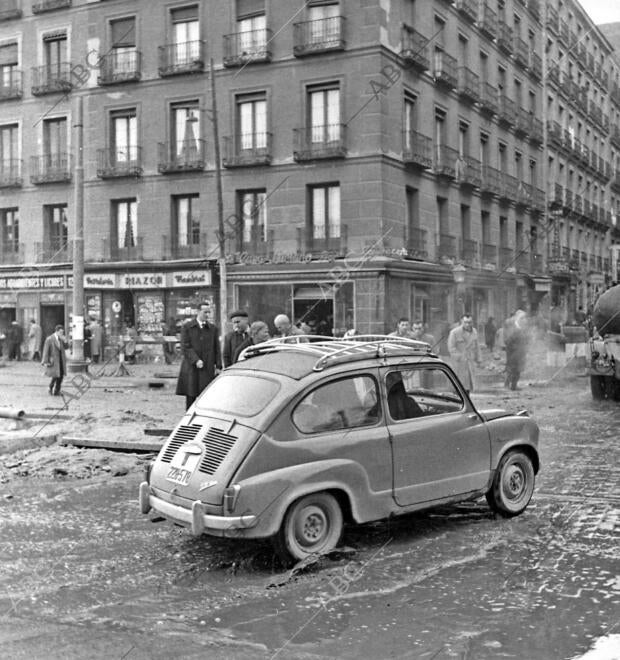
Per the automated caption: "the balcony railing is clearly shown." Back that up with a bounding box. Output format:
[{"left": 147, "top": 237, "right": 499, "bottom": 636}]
[
  {"left": 158, "top": 40, "right": 205, "bottom": 76},
  {"left": 32, "top": 0, "right": 70, "bottom": 13},
  {"left": 456, "top": 155, "right": 482, "bottom": 188},
  {"left": 499, "top": 247, "right": 513, "bottom": 270},
  {"left": 438, "top": 233, "right": 458, "bottom": 260},
  {"left": 530, "top": 117, "right": 543, "bottom": 144},
  {"left": 497, "top": 24, "right": 513, "bottom": 54},
  {"left": 0, "top": 240, "right": 23, "bottom": 264},
  {"left": 457, "top": 67, "right": 480, "bottom": 102},
  {"left": 223, "top": 133, "right": 272, "bottom": 167},
  {"left": 400, "top": 25, "right": 429, "bottom": 72},
  {"left": 35, "top": 238, "right": 69, "bottom": 263},
  {"left": 479, "top": 81, "right": 498, "bottom": 114},
  {"left": 223, "top": 28, "right": 272, "bottom": 67},
  {"left": 513, "top": 36, "right": 529, "bottom": 68},
  {"left": 297, "top": 225, "right": 347, "bottom": 257},
  {"left": 293, "top": 124, "right": 346, "bottom": 161},
  {"left": 406, "top": 227, "right": 428, "bottom": 259},
  {"left": 531, "top": 187, "right": 545, "bottom": 211},
  {"left": 0, "top": 69, "right": 22, "bottom": 100},
  {"left": 529, "top": 52, "right": 542, "bottom": 80},
  {"left": 516, "top": 181, "right": 532, "bottom": 207},
  {"left": 163, "top": 233, "right": 207, "bottom": 260},
  {"left": 0, "top": 159, "right": 22, "bottom": 187},
  {"left": 497, "top": 94, "right": 516, "bottom": 126},
  {"left": 433, "top": 50, "right": 457, "bottom": 88},
  {"left": 237, "top": 227, "right": 276, "bottom": 259},
  {"left": 293, "top": 16, "right": 345, "bottom": 56},
  {"left": 455, "top": 0, "right": 477, "bottom": 23},
  {"left": 0, "top": 0, "right": 21, "bottom": 21},
  {"left": 477, "top": 3, "right": 497, "bottom": 40},
  {"left": 480, "top": 165, "right": 502, "bottom": 196},
  {"left": 433, "top": 144, "right": 458, "bottom": 178},
  {"left": 30, "top": 153, "right": 72, "bottom": 184},
  {"left": 31, "top": 63, "right": 73, "bottom": 95},
  {"left": 97, "top": 147, "right": 142, "bottom": 178},
  {"left": 461, "top": 238, "right": 479, "bottom": 265},
  {"left": 158, "top": 140, "right": 206, "bottom": 173},
  {"left": 103, "top": 236, "right": 144, "bottom": 262},
  {"left": 97, "top": 49, "right": 142, "bottom": 85},
  {"left": 402, "top": 130, "right": 432, "bottom": 169},
  {"left": 500, "top": 173, "right": 518, "bottom": 200},
  {"left": 514, "top": 108, "right": 530, "bottom": 137}
]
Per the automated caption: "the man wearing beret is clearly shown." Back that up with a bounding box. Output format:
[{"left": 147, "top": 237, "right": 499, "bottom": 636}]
[{"left": 223, "top": 309, "right": 249, "bottom": 367}]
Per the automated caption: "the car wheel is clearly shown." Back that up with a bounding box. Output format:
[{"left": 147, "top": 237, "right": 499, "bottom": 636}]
[
  {"left": 590, "top": 375, "right": 606, "bottom": 399},
  {"left": 273, "top": 492, "right": 343, "bottom": 565},
  {"left": 486, "top": 450, "right": 535, "bottom": 517},
  {"left": 604, "top": 376, "right": 619, "bottom": 400}
]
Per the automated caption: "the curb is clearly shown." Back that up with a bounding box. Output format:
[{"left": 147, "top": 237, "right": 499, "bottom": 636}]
[{"left": 0, "top": 433, "right": 57, "bottom": 455}]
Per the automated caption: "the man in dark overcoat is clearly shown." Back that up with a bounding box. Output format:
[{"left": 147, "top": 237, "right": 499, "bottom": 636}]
[
  {"left": 41, "top": 325, "right": 69, "bottom": 395},
  {"left": 175, "top": 303, "right": 221, "bottom": 410},
  {"left": 222, "top": 309, "right": 249, "bottom": 367}
]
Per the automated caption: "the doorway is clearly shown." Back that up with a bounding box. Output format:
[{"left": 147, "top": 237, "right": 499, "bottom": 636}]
[
  {"left": 40, "top": 304, "right": 65, "bottom": 341},
  {"left": 293, "top": 289, "right": 334, "bottom": 336}
]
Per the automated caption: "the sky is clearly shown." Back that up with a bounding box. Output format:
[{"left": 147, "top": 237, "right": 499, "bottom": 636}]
[{"left": 577, "top": 0, "right": 620, "bottom": 25}]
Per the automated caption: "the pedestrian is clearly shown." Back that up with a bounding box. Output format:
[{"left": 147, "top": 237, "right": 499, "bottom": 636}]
[
  {"left": 175, "top": 302, "right": 222, "bottom": 410},
  {"left": 274, "top": 314, "right": 304, "bottom": 341},
  {"left": 411, "top": 319, "right": 436, "bottom": 348},
  {"left": 123, "top": 322, "right": 138, "bottom": 364},
  {"left": 447, "top": 313, "right": 481, "bottom": 393},
  {"left": 162, "top": 317, "right": 178, "bottom": 365},
  {"left": 388, "top": 317, "right": 416, "bottom": 339},
  {"left": 83, "top": 322, "right": 92, "bottom": 361},
  {"left": 7, "top": 320, "right": 23, "bottom": 360},
  {"left": 90, "top": 319, "right": 103, "bottom": 364},
  {"left": 233, "top": 321, "right": 271, "bottom": 362},
  {"left": 28, "top": 319, "right": 43, "bottom": 361},
  {"left": 41, "top": 325, "right": 69, "bottom": 396},
  {"left": 223, "top": 310, "right": 249, "bottom": 367},
  {"left": 484, "top": 317, "right": 497, "bottom": 351},
  {"left": 503, "top": 310, "right": 529, "bottom": 390}
]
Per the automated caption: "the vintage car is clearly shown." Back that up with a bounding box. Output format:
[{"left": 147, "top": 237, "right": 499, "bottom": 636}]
[{"left": 139, "top": 337, "right": 540, "bottom": 563}]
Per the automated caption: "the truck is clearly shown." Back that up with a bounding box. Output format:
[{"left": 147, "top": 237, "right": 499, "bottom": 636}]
[{"left": 588, "top": 284, "right": 620, "bottom": 400}]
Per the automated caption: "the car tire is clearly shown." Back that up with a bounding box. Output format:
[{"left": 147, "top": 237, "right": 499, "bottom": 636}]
[
  {"left": 486, "top": 450, "right": 535, "bottom": 517},
  {"left": 590, "top": 375, "right": 606, "bottom": 400},
  {"left": 273, "top": 492, "right": 343, "bottom": 565}
]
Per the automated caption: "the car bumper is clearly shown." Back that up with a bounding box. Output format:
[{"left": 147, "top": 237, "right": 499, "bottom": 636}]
[{"left": 139, "top": 481, "right": 257, "bottom": 537}]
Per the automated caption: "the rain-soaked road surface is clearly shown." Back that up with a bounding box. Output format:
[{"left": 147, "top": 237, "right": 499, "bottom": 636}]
[{"left": 1, "top": 380, "right": 619, "bottom": 659}]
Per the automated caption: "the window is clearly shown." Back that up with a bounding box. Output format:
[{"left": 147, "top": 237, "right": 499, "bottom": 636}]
[
  {"left": 307, "top": 2, "right": 340, "bottom": 43},
  {"left": 237, "top": 189, "right": 266, "bottom": 245},
  {"left": 461, "top": 204, "right": 471, "bottom": 239},
  {"left": 43, "top": 32, "right": 67, "bottom": 74},
  {"left": 386, "top": 368, "right": 463, "bottom": 420},
  {"left": 515, "top": 150, "right": 523, "bottom": 179},
  {"left": 500, "top": 216, "right": 508, "bottom": 247},
  {"left": 481, "top": 211, "right": 491, "bottom": 244},
  {"left": 0, "top": 42, "right": 18, "bottom": 89},
  {"left": 310, "top": 183, "right": 340, "bottom": 241},
  {"left": 514, "top": 78, "right": 522, "bottom": 107},
  {"left": 171, "top": 5, "right": 199, "bottom": 63},
  {"left": 171, "top": 101, "right": 200, "bottom": 158},
  {"left": 44, "top": 204, "right": 68, "bottom": 248},
  {"left": 498, "top": 141, "right": 507, "bottom": 171},
  {"left": 174, "top": 194, "right": 199, "bottom": 246},
  {"left": 237, "top": 0, "right": 266, "bottom": 53},
  {"left": 308, "top": 85, "right": 340, "bottom": 143},
  {"left": 293, "top": 375, "right": 380, "bottom": 433},
  {"left": 43, "top": 117, "right": 67, "bottom": 157},
  {"left": 109, "top": 17, "right": 137, "bottom": 74},
  {"left": 479, "top": 51, "right": 488, "bottom": 82},
  {"left": 237, "top": 93, "right": 267, "bottom": 149},
  {"left": 0, "top": 123, "right": 18, "bottom": 168},
  {"left": 111, "top": 109, "right": 137, "bottom": 162},
  {"left": 1, "top": 208, "right": 18, "bottom": 252},
  {"left": 404, "top": 92, "right": 417, "bottom": 151},
  {"left": 113, "top": 199, "right": 137, "bottom": 248},
  {"left": 458, "top": 121, "right": 469, "bottom": 157},
  {"left": 479, "top": 132, "right": 489, "bottom": 167}
]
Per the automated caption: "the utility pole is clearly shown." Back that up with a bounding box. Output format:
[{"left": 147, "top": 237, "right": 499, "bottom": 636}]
[
  {"left": 210, "top": 58, "right": 227, "bottom": 339},
  {"left": 68, "top": 94, "right": 88, "bottom": 373}
]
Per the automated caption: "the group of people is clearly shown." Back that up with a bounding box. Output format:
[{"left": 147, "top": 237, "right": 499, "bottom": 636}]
[{"left": 0, "top": 319, "right": 42, "bottom": 361}]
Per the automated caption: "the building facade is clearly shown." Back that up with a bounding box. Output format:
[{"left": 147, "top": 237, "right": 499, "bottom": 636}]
[{"left": 1, "top": 0, "right": 619, "bottom": 351}]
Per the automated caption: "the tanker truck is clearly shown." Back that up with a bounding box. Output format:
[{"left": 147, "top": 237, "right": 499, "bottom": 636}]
[{"left": 587, "top": 284, "right": 620, "bottom": 400}]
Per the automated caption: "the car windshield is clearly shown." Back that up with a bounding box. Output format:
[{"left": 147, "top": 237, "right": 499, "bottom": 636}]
[{"left": 195, "top": 374, "right": 280, "bottom": 417}]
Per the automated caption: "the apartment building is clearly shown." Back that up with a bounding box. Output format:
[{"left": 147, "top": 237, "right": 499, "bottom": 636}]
[{"left": 0, "top": 0, "right": 619, "bottom": 350}]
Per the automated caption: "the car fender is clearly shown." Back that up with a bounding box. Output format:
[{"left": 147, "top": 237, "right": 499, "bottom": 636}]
[
  {"left": 229, "top": 459, "right": 388, "bottom": 538},
  {"left": 486, "top": 416, "right": 540, "bottom": 481}
]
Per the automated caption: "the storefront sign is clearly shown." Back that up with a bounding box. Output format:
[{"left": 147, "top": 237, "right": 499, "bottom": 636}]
[
  {"left": 0, "top": 274, "right": 66, "bottom": 290},
  {"left": 171, "top": 270, "right": 212, "bottom": 287},
  {"left": 84, "top": 273, "right": 116, "bottom": 289},
  {"left": 226, "top": 251, "right": 314, "bottom": 265},
  {"left": 119, "top": 272, "right": 165, "bottom": 289}
]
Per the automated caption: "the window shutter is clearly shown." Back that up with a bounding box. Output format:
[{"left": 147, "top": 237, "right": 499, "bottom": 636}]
[
  {"left": 236, "top": 0, "right": 264, "bottom": 19},
  {"left": 111, "top": 18, "right": 136, "bottom": 48},
  {"left": 43, "top": 30, "right": 67, "bottom": 42},
  {"left": 171, "top": 5, "right": 198, "bottom": 22},
  {"left": 0, "top": 43, "right": 18, "bottom": 66}
]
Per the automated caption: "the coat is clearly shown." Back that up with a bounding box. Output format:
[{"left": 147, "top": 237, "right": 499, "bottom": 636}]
[
  {"left": 90, "top": 323, "right": 103, "bottom": 356},
  {"left": 41, "top": 333, "right": 68, "bottom": 378},
  {"left": 223, "top": 330, "right": 249, "bottom": 367},
  {"left": 447, "top": 325, "right": 480, "bottom": 391},
  {"left": 28, "top": 323, "right": 43, "bottom": 354},
  {"left": 175, "top": 319, "right": 222, "bottom": 397}
]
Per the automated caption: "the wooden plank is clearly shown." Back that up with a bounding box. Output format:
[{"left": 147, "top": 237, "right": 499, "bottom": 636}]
[{"left": 61, "top": 436, "right": 163, "bottom": 452}]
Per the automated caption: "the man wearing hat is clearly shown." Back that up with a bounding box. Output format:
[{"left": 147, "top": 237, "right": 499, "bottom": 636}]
[{"left": 223, "top": 309, "right": 249, "bottom": 367}]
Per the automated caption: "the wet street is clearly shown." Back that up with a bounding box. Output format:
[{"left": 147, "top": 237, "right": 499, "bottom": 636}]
[{"left": 1, "top": 379, "right": 619, "bottom": 660}]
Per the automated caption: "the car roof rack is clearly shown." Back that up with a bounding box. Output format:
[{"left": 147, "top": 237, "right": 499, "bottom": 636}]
[{"left": 237, "top": 334, "right": 435, "bottom": 372}]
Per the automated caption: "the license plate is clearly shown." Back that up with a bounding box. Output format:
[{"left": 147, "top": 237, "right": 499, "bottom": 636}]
[
  {"left": 166, "top": 465, "right": 193, "bottom": 486},
  {"left": 166, "top": 448, "right": 201, "bottom": 486}
]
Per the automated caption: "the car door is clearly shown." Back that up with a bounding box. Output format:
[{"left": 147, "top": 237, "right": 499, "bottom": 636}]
[{"left": 386, "top": 365, "right": 491, "bottom": 507}]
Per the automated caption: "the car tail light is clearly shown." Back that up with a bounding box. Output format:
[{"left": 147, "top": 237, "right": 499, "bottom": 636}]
[{"left": 223, "top": 484, "right": 241, "bottom": 513}]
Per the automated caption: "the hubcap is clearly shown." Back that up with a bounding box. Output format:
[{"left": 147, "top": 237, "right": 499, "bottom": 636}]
[
  {"left": 503, "top": 464, "right": 526, "bottom": 500},
  {"left": 295, "top": 505, "right": 327, "bottom": 548}
]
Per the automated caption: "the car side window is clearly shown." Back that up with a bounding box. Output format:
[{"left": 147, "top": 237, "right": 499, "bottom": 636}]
[
  {"left": 292, "top": 375, "right": 380, "bottom": 434},
  {"left": 387, "top": 368, "right": 464, "bottom": 420}
]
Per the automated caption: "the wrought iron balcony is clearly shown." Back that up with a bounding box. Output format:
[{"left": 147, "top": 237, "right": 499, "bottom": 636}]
[
  {"left": 0, "top": 240, "right": 23, "bottom": 264},
  {"left": 433, "top": 50, "right": 457, "bottom": 89},
  {"left": 293, "top": 16, "right": 345, "bottom": 56},
  {"left": 433, "top": 144, "right": 458, "bottom": 179},
  {"left": 406, "top": 227, "right": 428, "bottom": 259},
  {"left": 546, "top": 5, "right": 559, "bottom": 33},
  {"left": 0, "top": 159, "right": 22, "bottom": 187},
  {"left": 516, "top": 181, "right": 531, "bottom": 208},
  {"left": 513, "top": 36, "right": 529, "bottom": 68},
  {"left": 460, "top": 238, "right": 479, "bottom": 265},
  {"left": 238, "top": 227, "right": 276, "bottom": 259},
  {"left": 223, "top": 28, "right": 272, "bottom": 67},
  {"left": 479, "top": 82, "right": 498, "bottom": 114},
  {"left": 402, "top": 130, "right": 432, "bottom": 169},
  {"left": 455, "top": 0, "right": 477, "bottom": 23},
  {"left": 293, "top": 124, "right": 346, "bottom": 161},
  {"left": 456, "top": 155, "right": 481, "bottom": 188},
  {"left": 514, "top": 108, "right": 530, "bottom": 137},
  {"left": 0, "top": 0, "right": 21, "bottom": 21},
  {"left": 531, "top": 187, "right": 545, "bottom": 211},
  {"left": 97, "top": 147, "right": 142, "bottom": 178},
  {"left": 97, "top": 50, "right": 142, "bottom": 85},
  {"left": 499, "top": 247, "right": 514, "bottom": 270},
  {"left": 480, "top": 165, "right": 502, "bottom": 197},
  {"left": 103, "top": 236, "right": 144, "bottom": 262},
  {"left": 163, "top": 232, "right": 207, "bottom": 260},
  {"left": 297, "top": 225, "right": 347, "bottom": 257},
  {"left": 497, "top": 94, "right": 516, "bottom": 126},
  {"left": 482, "top": 243, "right": 497, "bottom": 266},
  {"left": 530, "top": 117, "right": 543, "bottom": 144},
  {"left": 0, "top": 69, "right": 21, "bottom": 100},
  {"left": 32, "top": 0, "right": 70, "bottom": 13},
  {"left": 438, "top": 233, "right": 458, "bottom": 260},
  {"left": 223, "top": 133, "right": 272, "bottom": 167},
  {"left": 477, "top": 3, "right": 497, "bottom": 40},
  {"left": 547, "top": 120, "right": 562, "bottom": 147},
  {"left": 30, "top": 153, "right": 72, "bottom": 184},
  {"left": 529, "top": 52, "right": 542, "bottom": 80},
  {"left": 35, "top": 238, "right": 69, "bottom": 263},
  {"left": 158, "top": 140, "right": 206, "bottom": 173},
  {"left": 548, "top": 61, "right": 560, "bottom": 86},
  {"left": 500, "top": 173, "right": 518, "bottom": 201},
  {"left": 158, "top": 40, "right": 205, "bottom": 76},
  {"left": 564, "top": 189, "right": 573, "bottom": 209},
  {"left": 457, "top": 67, "right": 480, "bottom": 102},
  {"left": 550, "top": 183, "right": 563, "bottom": 207},
  {"left": 31, "top": 63, "right": 73, "bottom": 95},
  {"left": 497, "top": 24, "right": 513, "bottom": 54},
  {"left": 400, "top": 25, "right": 429, "bottom": 72}
]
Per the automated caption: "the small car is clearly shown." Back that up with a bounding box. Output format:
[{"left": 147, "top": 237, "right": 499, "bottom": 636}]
[{"left": 139, "top": 336, "right": 540, "bottom": 564}]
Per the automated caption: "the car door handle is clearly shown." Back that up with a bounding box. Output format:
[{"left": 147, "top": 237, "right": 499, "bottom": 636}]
[{"left": 467, "top": 413, "right": 479, "bottom": 422}]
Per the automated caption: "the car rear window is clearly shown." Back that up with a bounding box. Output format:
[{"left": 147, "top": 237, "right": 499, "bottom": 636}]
[{"left": 195, "top": 374, "right": 280, "bottom": 417}]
